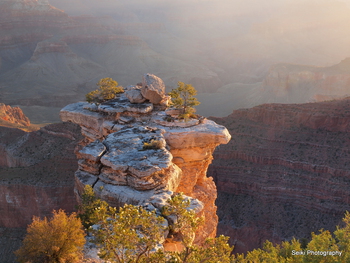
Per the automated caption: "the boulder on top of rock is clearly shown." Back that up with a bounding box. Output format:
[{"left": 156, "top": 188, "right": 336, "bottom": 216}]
[
  {"left": 125, "top": 88, "right": 146, "bottom": 104},
  {"left": 141, "top": 74, "right": 166, "bottom": 104}
]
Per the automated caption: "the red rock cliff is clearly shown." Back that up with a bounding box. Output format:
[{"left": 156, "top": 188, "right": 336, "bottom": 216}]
[
  {"left": 0, "top": 122, "right": 82, "bottom": 228},
  {"left": 0, "top": 103, "right": 30, "bottom": 128},
  {"left": 209, "top": 97, "right": 350, "bottom": 253}
]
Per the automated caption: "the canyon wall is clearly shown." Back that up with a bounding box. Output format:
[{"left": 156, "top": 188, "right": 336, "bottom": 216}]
[
  {"left": 0, "top": 122, "right": 82, "bottom": 228},
  {"left": 209, "top": 97, "right": 350, "bottom": 253},
  {"left": 0, "top": 113, "right": 82, "bottom": 262},
  {"left": 0, "top": 184, "right": 76, "bottom": 228}
]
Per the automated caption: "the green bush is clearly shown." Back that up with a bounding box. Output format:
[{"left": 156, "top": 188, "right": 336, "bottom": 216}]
[
  {"left": 78, "top": 187, "right": 234, "bottom": 263},
  {"left": 92, "top": 204, "right": 167, "bottom": 263},
  {"left": 15, "top": 210, "right": 85, "bottom": 263},
  {"left": 76, "top": 185, "right": 109, "bottom": 230},
  {"left": 233, "top": 211, "right": 350, "bottom": 262},
  {"left": 86, "top": 77, "right": 124, "bottom": 104},
  {"left": 168, "top": 82, "right": 200, "bottom": 121}
]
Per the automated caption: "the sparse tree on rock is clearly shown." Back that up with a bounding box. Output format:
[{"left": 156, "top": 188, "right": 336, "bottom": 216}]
[
  {"left": 161, "top": 193, "right": 234, "bottom": 262},
  {"left": 174, "top": 235, "right": 233, "bottom": 263},
  {"left": 15, "top": 209, "right": 85, "bottom": 263},
  {"left": 77, "top": 185, "right": 109, "bottom": 230},
  {"left": 92, "top": 204, "right": 167, "bottom": 263},
  {"left": 161, "top": 193, "right": 203, "bottom": 248},
  {"left": 78, "top": 187, "right": 234, "bottom": 263},
  {"left": 168, "top": 82, "right": 200, "bottom": 120},
  {"left": 86, "top": 77, "right": 124, "bottom": 104}
]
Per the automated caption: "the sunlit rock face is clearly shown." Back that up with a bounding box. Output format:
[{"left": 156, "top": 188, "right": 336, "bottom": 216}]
[
  {"left": 141, "top": 73, "right": 166, "bottom": 104},
  {"left": 60, "top": 74, "right": 231, "bottom": 249},
  {"left": 209, "top": 97, "right": 350, "bottom": 253},
  {"left": 0, "top": 103, "right": 30, "bottom": 127}
]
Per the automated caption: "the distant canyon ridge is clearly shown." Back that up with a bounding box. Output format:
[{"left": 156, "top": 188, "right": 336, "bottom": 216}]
[{"left": 2, "top": 0, "right": 350, "bottom": 122}]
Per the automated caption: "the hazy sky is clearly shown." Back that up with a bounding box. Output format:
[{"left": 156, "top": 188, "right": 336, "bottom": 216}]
[
  {"left": 4, "top": 0, "right": 350, "bottom": 120},
  {"left": 47, "top": 0, "right": 350, "bottom": 81}
]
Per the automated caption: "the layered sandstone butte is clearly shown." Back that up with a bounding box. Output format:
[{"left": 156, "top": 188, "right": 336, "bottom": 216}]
[
  {"left": 60, "top": 74, "right": 231, "bottom": 250},
  {"left": 209, "top": 98, "right": 350, "bottom": 253}
]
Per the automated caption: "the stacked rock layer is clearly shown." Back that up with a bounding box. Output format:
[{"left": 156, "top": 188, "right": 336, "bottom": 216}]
[{"left": 60, "top": 74, "right": 231, "bottom": 248}]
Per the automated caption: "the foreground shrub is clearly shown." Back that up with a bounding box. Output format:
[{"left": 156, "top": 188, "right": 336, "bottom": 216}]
[
  {"left": 92, "top": 204, "right": 167, "bottom": 263},
  {"left": 15, "top": 209, "right": 85, "bottom": 263},
  {"left": 233, "top": 211, "right": 350, "bottom": 263},
  {"left": 77, "top": 185, "right": 109, "bottom": 230},
  {"left": 76, "top": 187, "right": 235, "bottom": 262}
]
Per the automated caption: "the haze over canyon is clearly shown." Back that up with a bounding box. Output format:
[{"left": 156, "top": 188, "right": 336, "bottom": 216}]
[
  {"left": 2, "top": 0, "right": 350, "bottom": 122},
  {"left": 2, "top": 0, "right": 350, "bottom": 261}
]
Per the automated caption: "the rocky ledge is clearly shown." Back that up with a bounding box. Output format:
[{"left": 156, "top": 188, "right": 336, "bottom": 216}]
[{"left": 60, "top": 74, "right": 231, "bottom": 251}]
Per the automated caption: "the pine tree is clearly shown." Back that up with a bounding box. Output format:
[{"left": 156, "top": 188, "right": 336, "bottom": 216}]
[
  {"left": 92, "top": 204, "right": 167, "bottom": 263},
  {"left": 78, "top": 187, "right": 234, "bottom": 263},
  {"left": 77, "top": 185, "right": 109, "bottom": 230},
  {"left": 168, "top": 82, "right": 200, "bottom": 120},
  {"left": 86, "top": 77, "right": 124, "bottom": 104}
]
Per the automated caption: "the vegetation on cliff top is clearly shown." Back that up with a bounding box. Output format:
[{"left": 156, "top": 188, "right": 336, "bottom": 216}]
[
  {"left": 86, "top": 77, "right": 124, "bottom": 104},
  {"left": 168, "top": 82, "right": 200, "bottom": 121},
  {"left": 142, "top": 139, "right": 165, "bottom": 150}
]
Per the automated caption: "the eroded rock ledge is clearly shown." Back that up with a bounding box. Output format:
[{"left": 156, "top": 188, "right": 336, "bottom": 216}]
[{"left": 60, "top": 74, "right": 231, "bottom": 250}]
